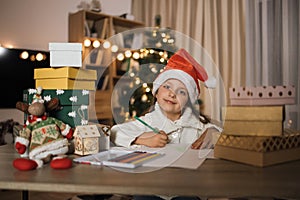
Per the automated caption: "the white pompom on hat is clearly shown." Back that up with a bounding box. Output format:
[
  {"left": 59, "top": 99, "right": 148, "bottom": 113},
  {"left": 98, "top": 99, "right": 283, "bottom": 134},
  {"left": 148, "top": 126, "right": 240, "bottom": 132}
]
[{"left": 152, "top": 48, "right": 216, "bottom": 104}]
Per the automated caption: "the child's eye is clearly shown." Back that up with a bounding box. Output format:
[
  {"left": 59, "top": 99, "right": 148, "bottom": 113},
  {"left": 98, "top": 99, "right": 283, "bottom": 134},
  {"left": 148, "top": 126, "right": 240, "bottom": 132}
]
[
  {"left": 163, "top": 84, "right": 171, "bottom": 89},
  {"left": 178, "top": 89, "right": 187, "bottom": 96}
]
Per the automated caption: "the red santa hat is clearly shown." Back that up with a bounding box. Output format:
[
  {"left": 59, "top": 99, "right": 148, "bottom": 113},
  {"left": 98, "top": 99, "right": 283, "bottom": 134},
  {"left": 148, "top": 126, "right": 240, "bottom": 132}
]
[{"left": 152, "top": 48, "right": 216, "bottom": 104}]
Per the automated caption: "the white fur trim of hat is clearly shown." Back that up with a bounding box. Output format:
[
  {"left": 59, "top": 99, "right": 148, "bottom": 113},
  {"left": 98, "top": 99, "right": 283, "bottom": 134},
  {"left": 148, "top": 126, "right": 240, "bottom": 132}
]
[{"left": 152, "top": 69, "right": 199, "bottom": 104}]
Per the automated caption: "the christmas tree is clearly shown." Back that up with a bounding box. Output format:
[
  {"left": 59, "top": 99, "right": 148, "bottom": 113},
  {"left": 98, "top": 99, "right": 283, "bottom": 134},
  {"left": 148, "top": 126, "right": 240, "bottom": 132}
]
[{"left": 114, "top": 15, "right": 178, "bottom": 122}]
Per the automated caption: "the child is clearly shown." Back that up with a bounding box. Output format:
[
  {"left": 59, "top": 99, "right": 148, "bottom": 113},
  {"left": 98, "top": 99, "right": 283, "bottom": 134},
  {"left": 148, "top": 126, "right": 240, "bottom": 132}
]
[{"left": 111, "top": 48, "right": 222, "bottom": 150}]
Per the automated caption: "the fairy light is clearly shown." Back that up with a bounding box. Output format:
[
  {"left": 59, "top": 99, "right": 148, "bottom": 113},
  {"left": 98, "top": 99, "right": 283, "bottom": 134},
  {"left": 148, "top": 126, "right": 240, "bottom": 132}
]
[
  {"left": 124, "top": 50, "right": 132, "bottom": 58},
  {"left": 141, "top": 94, "right": 148, "bottom": 102},
  {"left": 117, "top": 53, "right": 124, "bottom": 61},
  {"left": 135, "top": 77, "right": 141, "bottom": 85},
  {"left": 84, "top": 39, "right": 91, "bottom": 47},
  {"left": 132, "top": 52, "right": 140, "bottom": 59},
  {"left": 35, "top": 53, "right": 44, "bottom": 61},
  {"left": 168, "top": 38, "right": 174, "bottom": 44},
  {"left": 152, "top": 30, "right": 157, "bottom": 37},
  {"left": 156, "top": 42, "right": 162, "bottom": 48},
  {"left": 20, "top": 51, "right": 29, "bottom": 59},
  {"left": 145, "top": 87, "right": 151, "bottom": 93},
  {"left": 111, "top": 45, "right": 118, "bottom": 52},
  {"left": 92, "top": 40, "right": 100, "bottom": 48},
  {"left": 30, "top": 55, "right": 35, "bottom": 61},
  {"left": 151, "top": 67, "right": 158, "bottom": 73},
  {"left": 103, "top": 41, "right": 111, "bottom": 49},
  {"left": 164, "top": 52, "right": 169, "bottom": 58}
]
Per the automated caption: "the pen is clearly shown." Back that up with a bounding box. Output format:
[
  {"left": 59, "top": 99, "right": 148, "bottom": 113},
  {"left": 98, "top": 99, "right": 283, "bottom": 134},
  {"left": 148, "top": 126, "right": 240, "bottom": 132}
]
[{"left": 134, "top": 116, "right": 159, "bottom": 133}]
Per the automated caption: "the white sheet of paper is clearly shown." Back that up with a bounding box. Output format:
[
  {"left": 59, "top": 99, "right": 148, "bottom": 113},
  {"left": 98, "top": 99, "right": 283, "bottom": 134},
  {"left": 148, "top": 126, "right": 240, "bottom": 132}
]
[{"left": 112, "top": 144, "right": 212, "bottom": 170}]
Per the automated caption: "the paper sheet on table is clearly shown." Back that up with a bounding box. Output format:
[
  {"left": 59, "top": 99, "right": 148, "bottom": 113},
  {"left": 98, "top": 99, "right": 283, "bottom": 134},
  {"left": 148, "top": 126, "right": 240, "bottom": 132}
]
[{"left": 111, "top": 144, "right": 213, "bottom": 170}]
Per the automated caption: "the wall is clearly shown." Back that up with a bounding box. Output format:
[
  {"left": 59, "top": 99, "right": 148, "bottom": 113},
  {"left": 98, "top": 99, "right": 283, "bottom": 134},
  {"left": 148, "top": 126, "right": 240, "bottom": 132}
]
[{"left": 0, "top": 0, "right": 132, "bottom": 51}]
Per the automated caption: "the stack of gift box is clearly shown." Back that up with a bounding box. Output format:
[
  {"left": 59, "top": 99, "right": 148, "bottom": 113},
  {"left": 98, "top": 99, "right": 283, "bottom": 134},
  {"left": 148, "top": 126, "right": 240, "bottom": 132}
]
[
  {"left": 214, "top": 85, "right": 300, "bottom": 167},
  {"left": 26, "top": 42, "right": 97, "bottom": 128},
  {"left": 22, "top": 43, "right": 110, "bottom": 155}
]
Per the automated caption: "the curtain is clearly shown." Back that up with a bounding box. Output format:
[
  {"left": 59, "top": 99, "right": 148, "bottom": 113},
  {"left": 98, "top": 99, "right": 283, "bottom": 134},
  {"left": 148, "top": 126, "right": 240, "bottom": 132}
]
[
  {"left": 132, "top": 0, "right": 246, "bottom": 123},
  {"left": 245, "top": 0, "right": 300, "bottom": 129}
]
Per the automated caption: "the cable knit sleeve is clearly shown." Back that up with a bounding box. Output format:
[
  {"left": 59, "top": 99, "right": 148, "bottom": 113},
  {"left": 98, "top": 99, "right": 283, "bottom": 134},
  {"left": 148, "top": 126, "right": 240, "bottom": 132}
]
[{"left": 110, "top": 115, "right": 154, "bottom": 148}]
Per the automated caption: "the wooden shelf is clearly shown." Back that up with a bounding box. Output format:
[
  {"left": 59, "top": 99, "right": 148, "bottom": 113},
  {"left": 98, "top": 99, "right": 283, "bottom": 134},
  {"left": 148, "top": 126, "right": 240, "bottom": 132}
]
[{"left": 69, "top": 10, "right": 144, "bottom": 125}]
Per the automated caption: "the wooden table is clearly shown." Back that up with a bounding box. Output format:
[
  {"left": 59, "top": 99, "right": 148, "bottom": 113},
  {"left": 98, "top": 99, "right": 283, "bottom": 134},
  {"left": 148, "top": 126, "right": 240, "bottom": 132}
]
[{"left": 1, "top": 144, "right": 300, "bottom": 199}]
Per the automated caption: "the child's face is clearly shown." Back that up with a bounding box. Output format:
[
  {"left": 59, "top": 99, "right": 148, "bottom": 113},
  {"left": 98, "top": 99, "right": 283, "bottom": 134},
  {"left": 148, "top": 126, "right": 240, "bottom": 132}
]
[{"left": 155, "top": 79, "right": 189, "bottom": 120}]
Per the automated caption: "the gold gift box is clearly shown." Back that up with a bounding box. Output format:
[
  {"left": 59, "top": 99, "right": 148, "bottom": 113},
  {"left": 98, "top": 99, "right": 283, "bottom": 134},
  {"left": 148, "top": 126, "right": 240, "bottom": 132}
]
[
  {"left": 222, "top": 106, "right": 284, "bottom": 136},
  {"left": 34, "top": 67, "right": 97, "bottom": 90},
  {"left": 214, "top": 129, "right": 300, "bottom": 167}
]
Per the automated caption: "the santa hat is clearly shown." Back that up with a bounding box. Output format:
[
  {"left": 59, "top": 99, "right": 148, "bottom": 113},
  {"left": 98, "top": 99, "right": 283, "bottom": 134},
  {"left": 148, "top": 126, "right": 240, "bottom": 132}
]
[{"left": 152, "top": 48, "right": 216, "bottom": 104}]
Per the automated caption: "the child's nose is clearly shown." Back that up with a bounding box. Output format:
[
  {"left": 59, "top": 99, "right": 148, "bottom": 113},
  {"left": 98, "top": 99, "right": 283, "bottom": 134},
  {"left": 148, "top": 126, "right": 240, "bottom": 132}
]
[{"left": 168, "top": 89, "right": 176, "bottom": 97}]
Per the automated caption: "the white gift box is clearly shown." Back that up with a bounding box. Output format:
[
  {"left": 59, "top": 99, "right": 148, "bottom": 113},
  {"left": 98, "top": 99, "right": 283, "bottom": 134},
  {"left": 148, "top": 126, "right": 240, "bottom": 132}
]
[{"left": 49, "top": 43, "right": 82, "bottom": 67}]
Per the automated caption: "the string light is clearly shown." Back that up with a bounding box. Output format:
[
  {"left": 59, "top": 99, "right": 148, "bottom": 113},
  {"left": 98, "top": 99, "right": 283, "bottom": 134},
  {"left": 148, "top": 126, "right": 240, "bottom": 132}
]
[
  {"left": 134, "top": 77, "right": 141, "bottom": 85},
  {"left": 142, "top": 83, "right": 148, "bottom": 88},
  {"left": 103, "top": 41, "right": 111, "bottom": 49},
  {"left": 35, "top": 53, "right": 44, "bottom": 61},
  {"left": 141, "top": 94, "right": 148, "bottom": 102},
  {"left": 92, "top": 40, "right": 100, "bottom": 48},
  {"left": 132, "top": 52, "right": 140, "bottom": 59},
  {"left": 84, "top": 39, "right": 91, "bottom": 47},
  {"left": 111, "top": 45, "right": 118, "bottom": 52},
  {"left": 117, "top": 53, "right": 124, "bottom": 61},
  {"left": 30, "top": 55, "right": 35, "bottom": 61},
  {"left": 129, "top": 72, "right": 135, "bottom": 77},
  {"left": 20, "top": 51, "right": 29, "bottom": 59},
  {"left": 124, "top": 50, "right": 132, "bottom": 58}
]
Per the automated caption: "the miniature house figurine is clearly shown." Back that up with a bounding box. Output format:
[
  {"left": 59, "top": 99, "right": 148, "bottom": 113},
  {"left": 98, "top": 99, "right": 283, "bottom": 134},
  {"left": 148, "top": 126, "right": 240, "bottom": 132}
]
[{"left": 74, "top": 125, "right": 101, "bottom": 155}]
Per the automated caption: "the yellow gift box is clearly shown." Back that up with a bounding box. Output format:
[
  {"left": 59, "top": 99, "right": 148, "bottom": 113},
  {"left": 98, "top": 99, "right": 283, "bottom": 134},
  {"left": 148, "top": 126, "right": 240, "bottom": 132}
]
[
  {"left": 34, "top": 67, "right": 97, "bottom": 90},
  {"left": 34, "top": 67, "right": 97, "bottom": 80}
]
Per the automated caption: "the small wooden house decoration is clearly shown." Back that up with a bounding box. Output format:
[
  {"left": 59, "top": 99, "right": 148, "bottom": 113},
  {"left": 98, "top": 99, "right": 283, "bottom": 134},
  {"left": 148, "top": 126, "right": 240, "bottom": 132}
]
[{"left": 74, "top": 125, "right": 101, "bottom": 155}]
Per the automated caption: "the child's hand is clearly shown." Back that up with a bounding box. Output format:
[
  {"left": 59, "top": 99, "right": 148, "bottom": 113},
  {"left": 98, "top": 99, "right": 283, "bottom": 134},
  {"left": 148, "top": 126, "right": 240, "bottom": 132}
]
[
  {"left": 191, "top": 130, "right": 207, "bottom": 149},
  {"left": 133, "top": 131, "right": 169, "bottom": 148},
  {"left": 191, "top": 128, "right": 221, "bottom": 149}
]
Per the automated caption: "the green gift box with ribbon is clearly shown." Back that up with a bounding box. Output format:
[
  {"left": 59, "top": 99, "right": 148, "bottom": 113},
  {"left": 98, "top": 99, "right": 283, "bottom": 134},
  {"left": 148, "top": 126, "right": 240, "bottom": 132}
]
[{"left": 23, "top": 89, "right": 90, "bottom": 127}]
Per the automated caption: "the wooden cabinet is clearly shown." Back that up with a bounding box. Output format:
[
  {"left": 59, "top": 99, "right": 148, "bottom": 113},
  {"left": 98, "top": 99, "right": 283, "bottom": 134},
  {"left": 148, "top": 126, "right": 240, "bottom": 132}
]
[{"left": 68, "top": 10, "right": 144, "bottom": 125}]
